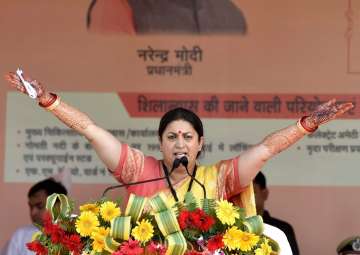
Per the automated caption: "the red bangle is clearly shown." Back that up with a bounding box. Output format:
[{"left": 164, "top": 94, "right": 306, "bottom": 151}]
[
  {"left": 39, "top": 93, "right": 58, "bottom": 108},
  {"left": 299, "top": 116, "right": 318, "bottom": 133}
]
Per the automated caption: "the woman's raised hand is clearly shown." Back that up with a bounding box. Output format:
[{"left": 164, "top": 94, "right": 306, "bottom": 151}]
[
  {"left": 303, "top": 99, "right": 354, "bottom": 131},
  {"left": 4, "top": 71, "right": 46, "bottom": 99}
]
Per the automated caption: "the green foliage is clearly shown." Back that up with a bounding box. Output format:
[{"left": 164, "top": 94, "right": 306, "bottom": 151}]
[
  {"left": 201, "top": 198, "right": 216, "bottom": 217},
  {"left": 172, "top": 201, "right": 184, "bottom": 217},
  {"left": 182, "top": 228, "right": 201, "bottom": 243},
  {"left": 82, "top": 240, "right": 93, "bottom": 255},
  {"left": 184, "top": 192, "right": 198, "bottom": 211},
  {"left": 234, "top": 207, "right": 247, "bottom": 229},
  {"left": 268, "top": 237, "right": 280, "bottom": 252},
  {"left": 59, "top": 215, "right": 77, "bottom": 233},
  {"left": 237, "top": 207, "right": 246, "bottom": 220},
  {"left": 114, "top": 197, "right": 123, "bottom": 207}
]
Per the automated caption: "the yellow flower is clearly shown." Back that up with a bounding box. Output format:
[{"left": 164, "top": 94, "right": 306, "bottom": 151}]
[
  {"left": 75, "top": 211, "right": 100, "bottom": 237},
  {"left": 223, "top": 226, "right": 242, "bottom": 250},
  {"left": 92, "top": 235, "right": 105, "bottom": 253},
  {"left": 91, "top": 228, "right": 109, "bottom": 253},
  {"left": 80, "top": 203, "right": 100, "bottom": 215},
  {"left": 238, "top": 230, "right": 260, "bottom": 251},
  {"left": 91, "top": 227, "right": 109, "bottom": 239},
  {"left": 255, "top": 239, "right": 273, "bottom": 255},
  {"left": 100, "top": 201, "right": 121, "bottom": 222},
  {"left": 223, "top": 226, "right": 259, "bottom": 251},
  {"left": 215, "top": 200, "right": 239, "bottom": 225},
  {"left": 131, "top": 219, "right": 154, "bottom": 243}
]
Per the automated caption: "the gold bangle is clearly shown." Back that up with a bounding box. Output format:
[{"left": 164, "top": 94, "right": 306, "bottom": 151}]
[
  {"left": 45, "top": 96, "right": 61, "bottom": 111},
  {"left": 296, "top": 118, "right": 313, "bottom": 134}
]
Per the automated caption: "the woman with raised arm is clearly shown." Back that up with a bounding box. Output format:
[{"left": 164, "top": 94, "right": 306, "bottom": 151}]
[{"left": 4, "top": 72, "right": 353, "bottom": 207}]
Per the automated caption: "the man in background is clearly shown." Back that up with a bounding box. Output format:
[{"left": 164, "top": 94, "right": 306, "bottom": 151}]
[
  {"left": 1, "top": 178, "right": 67, "bottom": 255},
  {"left": 254, "top": 171, "right": 300, "bottom": 255}
]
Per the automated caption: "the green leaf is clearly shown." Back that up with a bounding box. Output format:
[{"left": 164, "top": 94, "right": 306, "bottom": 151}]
[
  {"left": 201, "top": 198, "right": 216, "bottom": 216},
  {"left": 184, "top": 192, "right": 198, "bottom": 211}
]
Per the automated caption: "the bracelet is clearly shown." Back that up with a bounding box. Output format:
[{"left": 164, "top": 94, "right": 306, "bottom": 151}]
[
  {"left": 46, "top": 96, "right": 61, "bottom": 111},
  {"left": 38, "top": 93, "right": 61, "bottom": 111},
  {"left": 38, "top": 93, "right": 57, "bottom": 108},
  {"left": 296, "top": 116, "right": 318, "bottom": 134}
]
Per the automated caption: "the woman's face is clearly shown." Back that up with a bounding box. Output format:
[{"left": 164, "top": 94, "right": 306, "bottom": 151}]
[{"left": 160, "top": 119, "right": 204, "bottom": 170}]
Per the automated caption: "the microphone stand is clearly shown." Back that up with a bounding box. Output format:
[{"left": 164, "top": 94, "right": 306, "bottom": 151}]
[
  {"left": 180, "top": 157, "right": 207, "bottom": 199},
  {"left": 101, "top": 158, "right": 181, "bottom": 198}
]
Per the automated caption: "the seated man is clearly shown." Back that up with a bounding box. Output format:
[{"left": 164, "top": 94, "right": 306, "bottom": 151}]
[
  {"left": 254, "top": 171, "right": 300, "bottom": 255},
  {"left": 1, "top": 178, "right": 67, "bottom": 255}
]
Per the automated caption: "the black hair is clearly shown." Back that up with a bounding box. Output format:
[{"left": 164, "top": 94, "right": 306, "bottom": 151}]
[
  {"left": 28, "top": 178, "right": 68, "bottom": 198},
  {"left": 158, "top": 107, "right": 204, "bottom": 140},
  {"left": 253, "top": 171, "right": 267, "bottom": 190}
]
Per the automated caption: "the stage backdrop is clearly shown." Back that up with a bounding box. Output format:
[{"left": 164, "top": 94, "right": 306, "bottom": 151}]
[{"left": 1, "top": 1, "right": 360, "bottom": 254}]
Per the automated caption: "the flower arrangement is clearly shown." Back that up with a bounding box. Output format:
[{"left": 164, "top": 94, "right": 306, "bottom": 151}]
[{"left": 27, "top": 192, "right": 279, "bottom": 255}]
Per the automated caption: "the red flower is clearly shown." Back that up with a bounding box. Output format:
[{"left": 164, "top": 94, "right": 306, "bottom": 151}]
[
  {"left": 146, "top": 241, "right": 166, "bottom": 255},
  {"left": 189, "top": 209, "right": 201, "bottom": 226},
  {"left": 112, "top": 252, "right": 124, "bottom": 255},
  {"left": 192, "top": 209, "right": 215, "bottom": 232},
  {"left": 26, "top": 241, "right": 48, "bottom": 255},
  {"left": 63, "top": 234, "right": 83, "bottom": 255},
  {"left": 41, "top": 212, "right": 65, "bottom": 244},
  {"left": 179, "top": 208, "right": 215, "bottom": 232},
  {"left": 207, "top": 234, "right": 224, "bottom": 252},
  {"left": 42, "top": 212, "right": 54, "bottom": 235},
  {"left": 178, "top": 210, "right": 191, "bottom": 230},
  {"left": 49, "top": 224, "right": 65, "bottom": 244},
  {"left": 42, "top": 211, "right": 52, "bottom": 226},
  {"left": 178, "top": 209, "right": 202, "bottom": 230},
  {"left": 119, "top": 239, "right": 144, "bottom": 255},
  {"left": 185, "top": 251, "right": 202, "bottom": 255}
]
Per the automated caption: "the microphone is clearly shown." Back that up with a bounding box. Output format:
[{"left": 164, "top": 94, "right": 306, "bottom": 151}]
[
  {"left": 179, "top": 156, "right": 188, "bottom": 168},
  {"left": 171, "top": 157, "right": 182, "bottom": 171},
  {"left": 102, "top": 158, "right": 179, "bottom": 198},
  {"left": 179, "top": 156, "right": 207, "bottom": 199}
]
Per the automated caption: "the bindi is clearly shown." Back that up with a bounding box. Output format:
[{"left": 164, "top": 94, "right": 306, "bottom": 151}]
[{"left": 177, "top": 130, "right": 182, "bottom": 134}]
